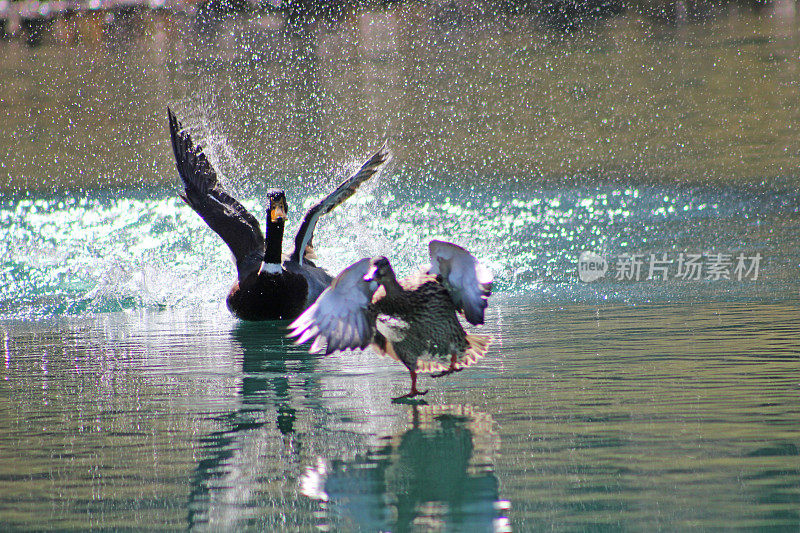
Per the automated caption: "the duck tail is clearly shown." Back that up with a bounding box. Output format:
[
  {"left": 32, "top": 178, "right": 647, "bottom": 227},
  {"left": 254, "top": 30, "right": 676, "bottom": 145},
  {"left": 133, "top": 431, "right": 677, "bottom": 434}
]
[
  {"left": 415, "top": 334, "right": 492, "bottom": 374},
  {"left": 460, "top": 334, "right": 491, "bottom": 368}
]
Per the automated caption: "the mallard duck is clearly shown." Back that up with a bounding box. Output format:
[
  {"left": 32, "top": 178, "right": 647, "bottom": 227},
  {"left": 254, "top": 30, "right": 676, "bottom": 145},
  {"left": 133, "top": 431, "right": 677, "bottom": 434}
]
[
  {"left": 167, "top": 108, "right": 391, "bottom": 321},
  {"left": 288, "top": 240, "right": 493, "bottom": 400}
]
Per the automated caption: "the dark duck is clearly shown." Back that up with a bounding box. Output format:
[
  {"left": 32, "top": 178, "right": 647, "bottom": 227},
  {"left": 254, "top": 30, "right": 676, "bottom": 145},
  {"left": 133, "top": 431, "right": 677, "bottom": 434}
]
[
  {"left": 167, "top": 108, "right": 391, "bottom": 321},
  {"left": 289, "top": 240, "right": 493, "bottom": 400}
]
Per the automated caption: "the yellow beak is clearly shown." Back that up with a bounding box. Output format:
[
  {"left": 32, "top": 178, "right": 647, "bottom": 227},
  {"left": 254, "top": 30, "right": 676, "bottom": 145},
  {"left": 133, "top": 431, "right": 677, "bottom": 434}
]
[{"left": 270, "top": 202, "right": 287, "bottom": 223}]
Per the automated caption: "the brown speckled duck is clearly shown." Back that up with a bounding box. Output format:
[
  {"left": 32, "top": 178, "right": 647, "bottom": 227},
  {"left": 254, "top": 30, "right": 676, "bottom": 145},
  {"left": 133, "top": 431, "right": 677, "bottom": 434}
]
[
  {"left": 168, "top": 108, "right": 390, "bottom": 321},
  {"left": 289, "top": 240, "right": 493, "bottom": 400}
]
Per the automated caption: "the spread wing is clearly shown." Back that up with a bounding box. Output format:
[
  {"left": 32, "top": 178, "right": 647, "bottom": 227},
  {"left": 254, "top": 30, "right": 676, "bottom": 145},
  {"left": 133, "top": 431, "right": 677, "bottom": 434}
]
[
  {"left": 428, "top": 240, "right": 493, "bottom": 325},
  {"left": 288, "top": 258, "right": 378, "bottom": 354},
  {"left": 290, "top": 142, "right": 391, "bottom": 264},
  {"left": 168, "top": 108, "right": 265, "bottom": 282}
]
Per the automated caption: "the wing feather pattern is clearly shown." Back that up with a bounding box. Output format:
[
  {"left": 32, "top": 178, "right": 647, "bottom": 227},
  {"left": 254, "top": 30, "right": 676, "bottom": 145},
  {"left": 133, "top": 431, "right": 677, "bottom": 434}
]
[
  {"left": 428, "top": 240, "right": 493, "bottom": 325},
  {"left": 288, "top": 258, "right": 378, "bottom": 354},
  {"left": 291, "top": 142, "right": 391, "bottom": 264},
  {"left": 168, "top": 108, "right": 265, "bottom": 282}
]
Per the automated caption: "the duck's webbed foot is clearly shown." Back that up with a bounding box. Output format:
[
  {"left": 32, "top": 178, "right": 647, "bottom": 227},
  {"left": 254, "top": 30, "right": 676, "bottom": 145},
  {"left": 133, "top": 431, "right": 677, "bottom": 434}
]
[
  {"left": 431, "top": 367, "right": 463, "bottom": 378},
  {"left": 391, "top": 389, "right": 428, "bottom": 402},
  {"left": 392, "top": 370, "right": 428, "bottom": 402}
]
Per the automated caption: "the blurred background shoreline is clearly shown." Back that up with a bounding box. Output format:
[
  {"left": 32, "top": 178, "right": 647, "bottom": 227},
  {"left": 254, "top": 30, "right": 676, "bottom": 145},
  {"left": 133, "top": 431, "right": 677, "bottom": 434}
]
[
  {"left": 2, "top": 2, "right": 800, "bottom": 193},
  {"left": 1, "top": 0, "right": 798, "bottom": 47}
]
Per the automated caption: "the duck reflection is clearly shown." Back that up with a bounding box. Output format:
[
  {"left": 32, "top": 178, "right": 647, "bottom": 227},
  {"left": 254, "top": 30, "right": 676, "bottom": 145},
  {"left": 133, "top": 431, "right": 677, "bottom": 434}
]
[
  {"left": 185, "top": 324, "right": 508, "bottom": 530},
  {"left": 188, "top": 322, "right": 320, "bottom": 530},
  {"left": 301, "top": 405, "right": 511, "bottom": 532},
  {"left": 233, "top": 322, "right": 316, "bottom": 436}
]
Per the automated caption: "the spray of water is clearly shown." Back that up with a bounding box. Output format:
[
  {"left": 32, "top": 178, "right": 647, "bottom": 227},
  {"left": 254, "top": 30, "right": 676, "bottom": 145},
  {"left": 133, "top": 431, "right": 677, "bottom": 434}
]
[{"left": 2, "top": 162, "right": 797, "bottom": 320}]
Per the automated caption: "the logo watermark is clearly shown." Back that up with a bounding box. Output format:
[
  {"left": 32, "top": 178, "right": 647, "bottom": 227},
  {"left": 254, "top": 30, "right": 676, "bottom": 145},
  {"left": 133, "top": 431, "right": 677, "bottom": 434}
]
[
  {"left": 578, "top": 252, "right": 762, "bottom": 282},
  {"left": 577, "top": 251, "right": 608, "bottom": 282}
]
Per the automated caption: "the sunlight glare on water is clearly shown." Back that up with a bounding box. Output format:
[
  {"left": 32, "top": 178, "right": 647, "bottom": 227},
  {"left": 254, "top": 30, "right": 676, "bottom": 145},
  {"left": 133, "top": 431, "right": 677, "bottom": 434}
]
[{"left": 2, "top": 177, "right": 799, "bottom": 319}]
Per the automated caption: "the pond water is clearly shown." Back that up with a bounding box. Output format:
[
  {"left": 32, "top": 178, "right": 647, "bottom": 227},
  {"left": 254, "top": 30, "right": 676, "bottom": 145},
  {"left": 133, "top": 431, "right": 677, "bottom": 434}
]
[{"left": 1, "top": 5, "right": 800, "bottom": 531}]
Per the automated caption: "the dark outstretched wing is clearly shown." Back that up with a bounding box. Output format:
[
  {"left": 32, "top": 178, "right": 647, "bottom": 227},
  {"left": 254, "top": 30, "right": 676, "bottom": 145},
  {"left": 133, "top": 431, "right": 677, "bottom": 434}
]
[
  {"left": 168, "top": 108, "right": 265, "bottom": 282},
  {"left": 288, "top": 258, "right": 378, "bottom": 354},
  {"left": 428, "top": 240, "right": 493, "bottom": 325},
  {"left": 290, "top": 142, "right": 391, "bottom": 265}
]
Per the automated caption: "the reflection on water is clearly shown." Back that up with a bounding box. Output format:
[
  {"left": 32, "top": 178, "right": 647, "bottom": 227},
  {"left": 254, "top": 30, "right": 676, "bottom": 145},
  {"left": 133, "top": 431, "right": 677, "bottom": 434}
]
[
  {"left": 187, "top": 324, "right": 319, "bottom": 530},
  {"left": 301, "top": 404, "right": 510, "bottom": 532},
  {"left": 0, "top": 302, "right": 798, "bottom": 529}
]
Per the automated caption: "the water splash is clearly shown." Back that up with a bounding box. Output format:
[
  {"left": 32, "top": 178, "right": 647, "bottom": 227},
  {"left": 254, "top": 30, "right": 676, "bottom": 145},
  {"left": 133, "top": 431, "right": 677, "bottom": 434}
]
[{"left": 1, "top": 174, "right": 799, "bottom": 319}]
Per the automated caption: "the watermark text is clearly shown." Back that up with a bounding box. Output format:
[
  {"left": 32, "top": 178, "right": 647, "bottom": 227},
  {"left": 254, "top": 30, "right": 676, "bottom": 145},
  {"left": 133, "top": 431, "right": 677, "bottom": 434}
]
[{"left": 578, "top": 252, "right": 761, "bottom": 282}]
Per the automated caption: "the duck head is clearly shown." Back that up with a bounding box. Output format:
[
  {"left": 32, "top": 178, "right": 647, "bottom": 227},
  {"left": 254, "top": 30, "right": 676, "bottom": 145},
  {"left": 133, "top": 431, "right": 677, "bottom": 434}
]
[
  {"left": 267, "top": 189, "right": 288, "bottom": 223},
  {"left": 363, "top": 256, "right": 396, "bottom": 284}
]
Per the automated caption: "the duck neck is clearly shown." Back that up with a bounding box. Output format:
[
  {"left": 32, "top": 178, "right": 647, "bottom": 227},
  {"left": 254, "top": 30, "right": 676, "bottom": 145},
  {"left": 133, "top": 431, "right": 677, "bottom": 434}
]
[
  {"left": 264, "top": 219, "right": 285, "bottom": 265},
  {"left": 381, "top": 275, "right": 404, "bottom": 297}
]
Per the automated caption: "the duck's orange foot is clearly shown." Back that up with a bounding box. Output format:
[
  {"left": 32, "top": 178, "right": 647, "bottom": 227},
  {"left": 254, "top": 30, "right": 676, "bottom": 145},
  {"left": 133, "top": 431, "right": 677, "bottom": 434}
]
[
  {"left": 392, "top": 389, "right": 428, "bottom": 402},
  {"left": 431, "top": 367, "right": 463, "bottom": 378}
]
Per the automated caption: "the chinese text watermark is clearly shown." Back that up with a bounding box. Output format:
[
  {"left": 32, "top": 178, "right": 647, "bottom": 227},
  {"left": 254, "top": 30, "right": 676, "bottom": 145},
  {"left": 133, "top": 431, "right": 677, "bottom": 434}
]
[{"left": 578, "top": 251, "right": 762, "bottom": 282}]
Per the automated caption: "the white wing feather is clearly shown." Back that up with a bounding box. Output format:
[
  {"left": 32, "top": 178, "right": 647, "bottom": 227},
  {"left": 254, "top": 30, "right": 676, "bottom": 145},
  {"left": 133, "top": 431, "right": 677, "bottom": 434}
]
[
  {"left": 428, "top": 240, "right": 493, "bottom": 325},
  {"left": 292, "top": 142, "right": 391, "bottom": 265},
  {"left": 288, "top": 258, "right": 377, "bottom": 354}
]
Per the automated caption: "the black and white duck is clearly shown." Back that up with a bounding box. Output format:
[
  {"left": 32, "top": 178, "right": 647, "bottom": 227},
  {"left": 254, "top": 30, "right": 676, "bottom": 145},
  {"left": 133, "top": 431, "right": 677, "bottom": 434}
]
[
  {"left": 167, "top": 108, "right": 391, "bottom": 321},
  {"left": 288, "top": 240, "right": 493, "bottom": 399}
]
